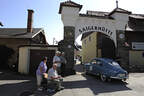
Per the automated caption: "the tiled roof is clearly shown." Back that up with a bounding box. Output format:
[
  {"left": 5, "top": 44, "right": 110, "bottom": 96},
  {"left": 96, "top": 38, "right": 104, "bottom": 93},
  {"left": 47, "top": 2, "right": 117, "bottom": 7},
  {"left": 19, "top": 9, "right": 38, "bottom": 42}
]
[
  {"left": 59, "top": 0, "right": 82, "bottom": 14},
  {"left": 0, "top": 28, "right": 44, "bottom": 38},
  {"left": 79, "top": 13, "right": 113, "bottom": 19},
  {"left": 82, "top": 8, "right": 131, "bottom": 19},
  {"left": 129, "top": 14, "right": 144, "bottom": 19},
  {"left": 109, "top": 8, "right": 131, "bottom": 16},
  {"left": 87, "top": 11, "right": 109, "bottom": 16},
  {"left": 126, "top": 15, "right": 144, "bottom": 31}
]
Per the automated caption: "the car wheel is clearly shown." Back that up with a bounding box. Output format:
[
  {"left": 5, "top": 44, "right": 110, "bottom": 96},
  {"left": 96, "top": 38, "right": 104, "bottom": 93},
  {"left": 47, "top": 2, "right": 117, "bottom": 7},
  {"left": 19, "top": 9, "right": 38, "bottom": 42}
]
[
  {"left": 100, "top": 74, "right": 107, "bottom": 82},
  {"left": 107, "top": 78, "right": 111, "bottom": 82},
  {"left": 85, "top": 71, "right": 89, "bottom": 75},
  {"left": 84, "top": 69, "right": 89, "bottom": 75}
]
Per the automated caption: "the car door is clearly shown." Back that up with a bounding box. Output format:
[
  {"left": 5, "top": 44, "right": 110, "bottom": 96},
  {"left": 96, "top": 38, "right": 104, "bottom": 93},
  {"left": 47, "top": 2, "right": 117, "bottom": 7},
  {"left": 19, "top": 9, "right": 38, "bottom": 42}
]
[
  {"left": 89, "top": 59, "right": 96, "bottom": 74},
  {"left": 92, "top": 59, "right": 104, "bottom": 75}
]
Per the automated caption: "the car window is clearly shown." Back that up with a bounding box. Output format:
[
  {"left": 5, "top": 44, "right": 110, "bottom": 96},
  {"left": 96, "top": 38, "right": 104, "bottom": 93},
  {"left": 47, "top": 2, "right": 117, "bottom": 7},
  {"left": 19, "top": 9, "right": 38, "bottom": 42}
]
[
  {"left": 96, "top": 60, "right": 102, "bottom": 66},
  {"left": 108, "top": 61, "right": 120, "bottom": 68},
  {"left": 91, "top": 59, "right": 102, "bottom": 65},
  {"left": 97, "top": 61, "right": 101, "bottom": 65},
  {"left": 91, "top": 59, "right": 97, "bottom": 64}
]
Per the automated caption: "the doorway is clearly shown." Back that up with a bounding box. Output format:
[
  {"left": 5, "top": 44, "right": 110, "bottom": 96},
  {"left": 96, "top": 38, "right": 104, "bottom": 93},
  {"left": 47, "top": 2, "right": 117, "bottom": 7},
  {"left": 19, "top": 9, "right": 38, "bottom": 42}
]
[{"left": 0, "top": 45, "right": 15, "bottom": 69}]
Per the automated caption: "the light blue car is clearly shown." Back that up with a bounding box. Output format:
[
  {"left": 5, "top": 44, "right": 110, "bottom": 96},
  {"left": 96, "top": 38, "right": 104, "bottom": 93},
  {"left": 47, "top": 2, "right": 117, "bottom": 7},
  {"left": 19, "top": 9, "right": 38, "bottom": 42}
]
[{"left": 84, "top": 58, "right": 129, "bottom": 82}]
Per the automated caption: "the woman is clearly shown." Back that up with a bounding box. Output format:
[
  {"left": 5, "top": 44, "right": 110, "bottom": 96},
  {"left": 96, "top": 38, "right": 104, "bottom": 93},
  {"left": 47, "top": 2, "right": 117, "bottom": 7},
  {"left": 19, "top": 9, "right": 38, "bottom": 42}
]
[{"left": 36, "top": 57, "right": 48, "bottom": 91}]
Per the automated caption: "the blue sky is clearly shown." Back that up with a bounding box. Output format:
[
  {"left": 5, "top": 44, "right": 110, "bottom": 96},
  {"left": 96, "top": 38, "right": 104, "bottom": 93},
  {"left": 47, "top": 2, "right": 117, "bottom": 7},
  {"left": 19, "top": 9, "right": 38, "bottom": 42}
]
[{"left": 0, "top": 0, "right": 144, "bottom": 45}]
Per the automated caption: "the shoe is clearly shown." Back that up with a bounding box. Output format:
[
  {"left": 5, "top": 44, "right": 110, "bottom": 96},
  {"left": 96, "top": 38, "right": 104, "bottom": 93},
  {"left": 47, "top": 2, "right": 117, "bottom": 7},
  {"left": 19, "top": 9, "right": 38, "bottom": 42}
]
[
  {"left": 60, "top": 86, "right": 64, "bottom": 90},
  {"left": 55, "top": 86, "right": 64, "bottom": 91},
  {"left": 37, "top": 87, "right": 43, "bottom": 91},
  {"left": 47, "top": 89, "right": 55, "bottom": 93}
]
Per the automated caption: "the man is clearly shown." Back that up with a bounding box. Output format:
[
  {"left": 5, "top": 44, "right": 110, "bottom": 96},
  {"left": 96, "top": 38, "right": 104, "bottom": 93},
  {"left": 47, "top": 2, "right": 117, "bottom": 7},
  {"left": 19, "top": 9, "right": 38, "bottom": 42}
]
[
  {"left": 47, "top": 64, "right": 64, "bottom": 91},
  {"left": 53, "top": 51, "right": 61, "bottom": 74},
  {"left": 59, "top": 52, "right": 67, "bottom": 77}
]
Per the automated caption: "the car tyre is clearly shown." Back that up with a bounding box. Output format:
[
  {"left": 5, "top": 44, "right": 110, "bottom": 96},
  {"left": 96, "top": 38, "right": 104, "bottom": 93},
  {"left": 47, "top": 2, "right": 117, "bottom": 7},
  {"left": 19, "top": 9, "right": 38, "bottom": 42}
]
[
  {"left": 85, "top": 72, "right": 89, "bottom": 75},
  {"left": 107, "top": 78, "right": 111, "bottom": 82},
  {"left": 85, "top": 70, "right": 89, "bottom": 75},
  {"left": 100, "top": 74, "right": 107, "bottom": 82},
  {"left": 84, "top": 69, "right": 89, "bottom": 75}
]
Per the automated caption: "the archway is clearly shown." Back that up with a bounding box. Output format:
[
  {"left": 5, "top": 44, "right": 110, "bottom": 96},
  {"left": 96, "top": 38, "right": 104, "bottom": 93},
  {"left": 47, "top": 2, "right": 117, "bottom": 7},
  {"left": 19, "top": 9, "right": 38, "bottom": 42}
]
[
  {"left": 100, "top": 33, "right": 116, "bottom": 59},
  {"left": 79, "top": 31, "right": 116, "bottom": 63},
  {"left": 59, "top": 1, "right": 128, "bottom": 74}
]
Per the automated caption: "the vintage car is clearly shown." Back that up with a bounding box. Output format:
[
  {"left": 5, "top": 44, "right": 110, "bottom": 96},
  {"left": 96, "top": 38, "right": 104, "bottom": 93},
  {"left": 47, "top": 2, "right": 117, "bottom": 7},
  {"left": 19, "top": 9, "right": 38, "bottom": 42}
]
[{"left": 84, "top": 58, "right": 128, "bottom": 82}]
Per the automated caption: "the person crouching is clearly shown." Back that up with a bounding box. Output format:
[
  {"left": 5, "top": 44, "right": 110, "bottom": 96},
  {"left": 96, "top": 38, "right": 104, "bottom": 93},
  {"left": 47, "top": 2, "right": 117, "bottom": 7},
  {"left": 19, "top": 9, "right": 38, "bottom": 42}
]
[{"left": 47, "top": 63, "right": 64, "bottom": 91}]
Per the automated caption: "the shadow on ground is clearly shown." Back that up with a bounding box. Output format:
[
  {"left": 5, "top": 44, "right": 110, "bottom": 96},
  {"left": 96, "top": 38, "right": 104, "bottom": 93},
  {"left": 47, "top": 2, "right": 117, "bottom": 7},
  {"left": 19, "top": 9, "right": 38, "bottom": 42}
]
[
  {"left": 63, "top": 74, "right": 131, "bottom": 95},
  {"left": 0, "top": 70, "right": 36, "bottom": 96},
  {"left": 64, "top": 63, "right": 132, "bottom": 95}
]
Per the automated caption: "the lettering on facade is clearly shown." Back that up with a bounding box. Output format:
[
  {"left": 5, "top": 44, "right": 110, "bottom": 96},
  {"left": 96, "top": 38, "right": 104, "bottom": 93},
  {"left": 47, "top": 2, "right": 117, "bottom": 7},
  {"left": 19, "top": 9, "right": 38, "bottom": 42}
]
[{"left": 79, "top": 26, "right": 113, "bottom": 36}]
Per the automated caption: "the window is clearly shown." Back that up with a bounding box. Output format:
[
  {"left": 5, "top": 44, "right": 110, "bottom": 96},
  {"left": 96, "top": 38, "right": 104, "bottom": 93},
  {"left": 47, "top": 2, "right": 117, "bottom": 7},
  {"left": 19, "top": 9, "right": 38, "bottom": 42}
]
[
  {"left": 84, "top": 39, "right": 86, "bottom": 45},
  {"left": 91, "top": 59, "right": 102, "bottom": 65},
  {"left": 89, "top": 36, "right": 91, "bottom": 42},
  {"left": 132, "top": 42, "right": 144, "bottom": 50}
]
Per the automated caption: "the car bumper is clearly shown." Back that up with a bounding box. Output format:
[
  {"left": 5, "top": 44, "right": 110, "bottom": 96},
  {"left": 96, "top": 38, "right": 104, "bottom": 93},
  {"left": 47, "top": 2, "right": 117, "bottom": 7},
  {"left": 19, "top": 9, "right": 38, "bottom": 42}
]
[{"left": 110, "top": 75, "right": 129, "bottom": 80}]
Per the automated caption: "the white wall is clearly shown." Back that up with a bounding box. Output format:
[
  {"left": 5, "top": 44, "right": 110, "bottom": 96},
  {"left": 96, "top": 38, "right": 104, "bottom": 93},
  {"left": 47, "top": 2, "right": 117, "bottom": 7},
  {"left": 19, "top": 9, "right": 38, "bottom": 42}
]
[
  {"left": 60, "top": 6, "right": 130, "bottom": 47},
  {"left": 111, "top": 12, "right": 129, "bottom": 30},
  {"left": 18, "top": 47, "right": 29, "bottom": 74},
  {"left": 75, "top": 17, "right": 116, "bottom": 44},
  {"left": 61, "top": 6, "right": 79, "bottom": 26}
]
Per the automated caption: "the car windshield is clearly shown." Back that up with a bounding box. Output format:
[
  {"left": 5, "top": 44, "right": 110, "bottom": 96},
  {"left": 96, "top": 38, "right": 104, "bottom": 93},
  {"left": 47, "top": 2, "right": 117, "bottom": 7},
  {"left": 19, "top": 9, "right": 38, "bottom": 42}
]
[{"left": 109, "top": 62, "right": 121, "bottom": 68}]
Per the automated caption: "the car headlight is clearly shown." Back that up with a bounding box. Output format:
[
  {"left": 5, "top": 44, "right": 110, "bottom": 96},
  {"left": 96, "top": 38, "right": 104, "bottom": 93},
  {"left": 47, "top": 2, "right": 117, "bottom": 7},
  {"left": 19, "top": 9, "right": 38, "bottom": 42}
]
[{"left": 117, "top": 74, "right": 126, "bottom": 77}]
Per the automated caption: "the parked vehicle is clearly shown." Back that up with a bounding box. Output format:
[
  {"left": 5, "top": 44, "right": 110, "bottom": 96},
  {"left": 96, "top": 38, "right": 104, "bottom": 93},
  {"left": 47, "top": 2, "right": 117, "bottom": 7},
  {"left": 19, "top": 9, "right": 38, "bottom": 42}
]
[{"left": 84, "top": 58, "right": 128, "bottom": 82}]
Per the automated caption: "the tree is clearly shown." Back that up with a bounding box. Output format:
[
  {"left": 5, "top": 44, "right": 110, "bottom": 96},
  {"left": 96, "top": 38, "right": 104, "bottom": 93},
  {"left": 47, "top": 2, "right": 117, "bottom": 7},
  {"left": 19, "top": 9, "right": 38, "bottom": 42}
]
[{"left": 0, "top": 22, "right": 3, "bottom": 26}]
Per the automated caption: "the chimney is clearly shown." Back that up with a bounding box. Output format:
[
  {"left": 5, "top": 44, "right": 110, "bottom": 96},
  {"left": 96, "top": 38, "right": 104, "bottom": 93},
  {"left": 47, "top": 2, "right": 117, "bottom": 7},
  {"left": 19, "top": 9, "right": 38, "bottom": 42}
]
[{"left": 27, "top": 9, "right": 34, "bottom": 33}]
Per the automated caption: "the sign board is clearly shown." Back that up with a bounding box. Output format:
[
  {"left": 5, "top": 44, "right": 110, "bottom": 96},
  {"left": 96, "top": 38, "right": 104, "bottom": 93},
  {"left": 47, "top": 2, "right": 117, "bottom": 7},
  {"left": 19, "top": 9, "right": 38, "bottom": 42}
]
[{"left": 132, "top": 42, "right": 144, "bottom": 50}]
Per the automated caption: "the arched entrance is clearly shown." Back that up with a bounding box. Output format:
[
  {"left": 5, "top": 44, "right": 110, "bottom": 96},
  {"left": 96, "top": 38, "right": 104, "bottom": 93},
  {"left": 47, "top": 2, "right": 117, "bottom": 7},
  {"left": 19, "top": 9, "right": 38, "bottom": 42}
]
[
  {"left": 0, "top": 45, "right": 15, "bottom": 69},
  {"left": 59, "top": 1, "right": 129, "bottom": 74},
  {"left": 100, "top": 34, "right": 116, "bottom": 59},
  {"left": 80, "top": 31, "right": 116, "bottom": 63}
]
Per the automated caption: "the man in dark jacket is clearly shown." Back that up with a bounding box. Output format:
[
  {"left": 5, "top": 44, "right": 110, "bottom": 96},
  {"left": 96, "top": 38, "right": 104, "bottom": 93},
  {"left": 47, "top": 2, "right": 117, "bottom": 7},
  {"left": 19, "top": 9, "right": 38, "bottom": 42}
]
[{"left": 59, "top": 52, "right": 67, "bottom": 77}]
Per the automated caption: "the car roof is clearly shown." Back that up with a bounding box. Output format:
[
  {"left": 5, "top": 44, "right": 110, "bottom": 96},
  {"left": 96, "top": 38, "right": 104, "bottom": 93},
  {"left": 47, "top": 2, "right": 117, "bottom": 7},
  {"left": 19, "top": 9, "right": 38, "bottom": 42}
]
[{"left": 92, "top": 58, "right": 114, "bottom": 62}]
